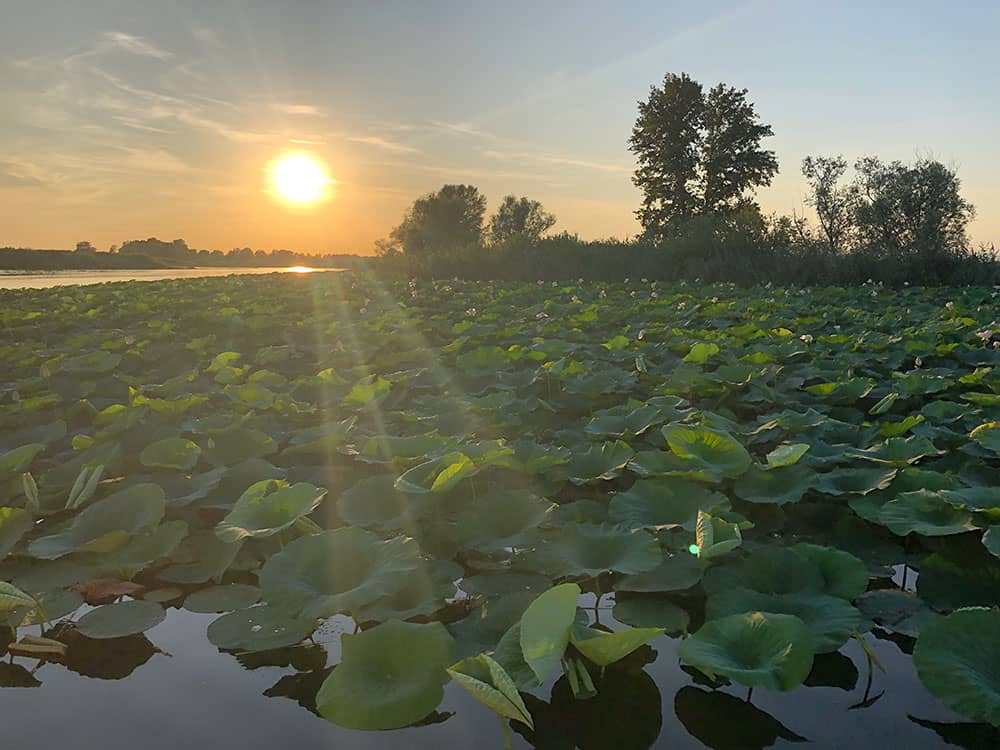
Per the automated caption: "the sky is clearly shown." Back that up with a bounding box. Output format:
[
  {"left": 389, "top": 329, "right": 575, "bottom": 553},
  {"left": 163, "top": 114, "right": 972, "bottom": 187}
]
[{"left": 1, "top": 0, "right": 998, "bottom": 255}]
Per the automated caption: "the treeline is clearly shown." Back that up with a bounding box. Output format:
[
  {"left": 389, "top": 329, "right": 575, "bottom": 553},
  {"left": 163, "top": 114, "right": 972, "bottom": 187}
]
[
  {"left": 376, "top": 71, "right": 998, "bottom": 286},
  {"left": 0, "top": 238, "right": 364, "bottom": 271}
]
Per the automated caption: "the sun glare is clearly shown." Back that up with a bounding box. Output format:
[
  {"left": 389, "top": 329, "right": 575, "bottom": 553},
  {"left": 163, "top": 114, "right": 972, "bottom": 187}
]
[{"left": 269, "top": 153, "right": 334, "bottom": 205}]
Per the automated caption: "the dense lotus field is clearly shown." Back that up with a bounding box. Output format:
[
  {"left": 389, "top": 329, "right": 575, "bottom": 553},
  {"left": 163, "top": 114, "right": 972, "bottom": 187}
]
[{"left": 1, "top": 272, "right": 999, "bottom": 747}]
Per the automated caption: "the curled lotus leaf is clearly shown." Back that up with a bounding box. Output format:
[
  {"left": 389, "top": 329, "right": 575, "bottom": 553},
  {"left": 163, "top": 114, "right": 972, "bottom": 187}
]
[
  {"left": 913, "top": 607, "right": 1000, "bottom": 726},
  {"left": 526, "top": 523, "right": 662, "bottom": 578},
  {"left": 448, "top": 653, "right": 534, "bottom": 728},
  {"left": 259, "top": 527, "right": 422, "bottom": 619},
  {"left": 844, "top": 436, "right": 945, "bottom": 467},
  {"left": 733, "top": 464, "right": 816, "bottom": 505},
  {"left": 608, "top": 478, "right": 730, "bottom": 531},
  {"left": 455, "top": 489, "right": 556, "bottom": 553},
  {"left": 316, "top": 619, "right": 455, "bottom": 730},
  {"left": 678, "top": 611, "right": 814, "bottom": 691},
  {"left": 566, "top": 441, "right": 635, "bottom": 484},
  {"left": 520, "top": 583, "right": 581, "bottom": 683},
  {"left": 570, "top": 623, "right": 664, "bottom": 667},
  {"left": 662, "top": 424, "right": 752, "bottom": 479},
  {"left": 139, "top": 437, "right": 201, "bottom": 471},
  {"left": 812, "top": 466, "right": 897, "bottom": 496},
  {"left": 879, "top": 490, "right": 979, "bottom": 537},
  {"left": 215, "top": 480, "right": 327, "bottom": 542},
  {"left": 394, "top": 452, "right": 477, "bottom": 494},
  {"left": 29, "top": 483, "right": 166, "bottom": 560}
]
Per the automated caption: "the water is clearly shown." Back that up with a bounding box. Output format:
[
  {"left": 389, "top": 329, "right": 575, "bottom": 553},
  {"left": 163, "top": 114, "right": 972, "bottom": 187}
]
[
  {"left": 0, "top": 266, "right": 339, "bottom": 289},
  {"left": 0, "top": 601, "right": 982, "bottom": 749}
]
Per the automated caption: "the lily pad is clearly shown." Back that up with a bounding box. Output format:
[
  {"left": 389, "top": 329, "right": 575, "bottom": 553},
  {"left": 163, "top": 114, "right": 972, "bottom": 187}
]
[
  {"left": 140, "top": 437, "right": 201, "bottom": 471},
  {"left": 879, "top": 490, "right": 978, "bottom": 537},
  {"left": 913, "top": 607, "right": 1000, "bottom": 725},
  {"left": 608, "top": 478, "right": 729, "bottom": 531},
  {"left": 207, "top": 605, "right": 316, "bottom": 651},
  {"left": 316, "top": 619, "right": 455, "bottom": 730},
  {"left": 76, "top": 600, "right": 165, "bottom": 639},
  {"left": 662, "top": 424, "right": 752, "bottom": 479},
  {"left": 678, "top": 611, "right": 814, "bottom": 690},
  {"left": 215, "top": 481, "right": 327, "bottom": 542},
  {"left": 183, "top": 584, "right": 261, "bottom": 614}
]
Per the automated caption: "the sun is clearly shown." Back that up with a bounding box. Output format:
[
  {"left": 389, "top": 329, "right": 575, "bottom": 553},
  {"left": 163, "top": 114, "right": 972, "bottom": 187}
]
[{"left": 268, "top": 153, "right": 334, "bottom": 205}]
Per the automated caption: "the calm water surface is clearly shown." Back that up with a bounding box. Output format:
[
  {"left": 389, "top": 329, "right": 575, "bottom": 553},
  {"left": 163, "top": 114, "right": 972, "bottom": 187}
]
[
  {"left": 0, "top": 595, "right": 983, "bottom": 750},
  {"left": 0, "top": 267, "right": 339, "bottom": 289}
]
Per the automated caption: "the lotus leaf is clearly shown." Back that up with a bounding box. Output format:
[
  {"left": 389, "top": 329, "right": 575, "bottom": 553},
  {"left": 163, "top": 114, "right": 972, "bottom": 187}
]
[
  {"left": 139, "top": 437, "right": 201, "bottom": 471},
  {"left": 608, "top": 478, "right": 729, "bottom": 531},
  {"left": 183, "top": 584, "right": 262, "bottom": 614},
  {"left": 678, "top": 611, "right": 814, "bottom": 690},
  {"left": 520, "top": 583, "right": 580, "bottom": 683},
  {"left": 76, "top": 600, "right": 165, "bottom": 639},
  {"left": 527, "top": 523, "right": 662, "bottom": 577},
  {"left": 316, "top": 619, "right": 455, "bottom": 730},
  {"left": 260, "top": 527, "right": 421, "bottom": 619},
  {"left": 612, "top": 597, "right": 690, "bottom": 632},
  {"left": 207, "top": 605, "right": 316, "bottom": 651},
  {"left": 565, "top": 441, "right": 634, "bottom": 484},
  {"left": 662, "top": 424, "right": 752, "bottom": 478},
  {"left": 733, "top": 464, "right": 815, "bottom": 505},
  {"left": 570, "top": 623, "right": 664, "bottom": 666},
  {"left": 448, "top": 653, "right": 534, "bottom": 728},
  {"left": 215, "top": 481, "right": 327, "bottom": 542},
  {"left": 879, "top": 490, "right": 979, "bottom": 537},
  {"left": 913, "top": 608, "right": 1000, "bottom": 725}
]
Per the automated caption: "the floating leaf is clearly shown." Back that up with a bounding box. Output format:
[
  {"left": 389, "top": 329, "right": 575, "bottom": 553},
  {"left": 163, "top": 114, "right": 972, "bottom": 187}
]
[
  {"left": 678, "top": 611, "right": 814, "bottom": 690},
  {"left": 140, "top": 437, "right": 201, "bottom": 471},
  {"left": 215, "top": 481, "right": 326, "bottom": 542},
  {"left": 183, "top": 584, "right": 261, "bottom": 614},
  {"left": 913, "top": 608, "right": 1000, "bottom": 725},
  {"left": 207, "top": 605, "right": 316, "bottom": 652},
  {"left": 316, "top": 620, "right": 454, "bottom": 730},
  {"left": 662, "top": 425, "right": 752, "bottom": 479},
  {"left": 608, "top": 478, "right": 729, "bottom": 531},
  {"left": 520, "top": 583, "right": 580, "bottom": 683},
  {"left": 76, "top": 600, "right": 165, "bottom": 639}
]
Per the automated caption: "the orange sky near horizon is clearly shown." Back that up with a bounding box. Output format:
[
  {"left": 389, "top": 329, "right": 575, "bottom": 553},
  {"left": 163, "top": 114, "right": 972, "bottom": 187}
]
[{"left": 2, "top": 2, "right": 998, "bottom": 256}]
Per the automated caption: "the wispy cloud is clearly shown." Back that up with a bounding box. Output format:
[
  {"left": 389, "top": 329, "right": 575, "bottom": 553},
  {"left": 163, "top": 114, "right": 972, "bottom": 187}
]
[
  {"left": 0, "top": 159, "right": 47, "bottom": 188},
  {"left": 273, "top": 103, "right": 322, "bottom": 116},
  {"left": 430, "top": 120, "right": 492, "bottom": 138},
  {"left": 483, "top": 148, "right": 630, "bottom": 173},
  {"left": 290, "top": 138, "right": 327, "bottom": 145},
  {"left": 348, "top": 135, "right": 418, "bottom": 154},
  {"left": 103, "top": 32, "right": 171, "bottom": 60}
]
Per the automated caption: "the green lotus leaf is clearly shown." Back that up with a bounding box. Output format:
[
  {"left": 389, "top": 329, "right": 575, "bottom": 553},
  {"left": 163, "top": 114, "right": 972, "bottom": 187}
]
[
  {"left": 359, "top": 433, "right": 451, "bottom": 465},
  {"left": 29, "top": 483, "right": 166, "bottom": 560},
  {"left": 627, "top": 450, "right": 719, "bottom": 482},
  {"left": 455, "top": 490, "right": 556, "bottom": 553},
  {"left": 183, "top": 584, "right": 262, "bottom": 614},
  {"left": 970, "top": 422, "right": 1000, "bottom": 454},
  {"left": 856, "top": 589, "right": 940, "bottom": 638},
  {"left": 608, "top": 478, "right": 730, "bottom": 531},
  {"left": 570, "top": 623, "right": 664, "bottom": 667},
  {"left": 527, "top": 523, "right": 662, "bottom": 577},
  {"left": 491, "top": 622, "right": 542, "bottom": 690},
  {"left": 394, "top": 451, "right": 477, "bottom": 494},
  {"left": 143, "top": 587, "right": 184, "bottom": 603},
  {"left": 941, "top": 487, "right": 1000, "bottom": 520},
  {"left": 0, "top": 581, "right": 38, "bottom": 613},
  {"left": 215, "top": 481, "right": 327, "bottom": 542},
  {"left": 520, "top": 583, "right": 581, "bottom": 683},
  {"left": 585, "top": 403, "right": 671, "bottom": 439},
  {"left": 985, "top": 527, "right": 1000, "bottom": 558},
  {"left": 225, "top": 382, "right": 275, "bottom": 409},
  {"left": 790, "top": 543, "right": 869, "bottom": 600},
  {"left": 76, "top": 600, "right": 165, "bottom": 639},
  {"left": 337, "top": 476, "right": 420, "bottom": 533},
  {"left": 207, "top": 604, "right": 316, "bottom": 651},
  {"left": 354, "top": 559, "right": 458, "bottom": 622},
  {"left": 158, "top": 532, "right": 243, "bottom": 584},
  {"left": 812, "top": 466, "right": 897, "bottom": 496},
  {"left": 916, "top": 544, "right": 1000, "bottom": 611},
  {"left": 844, "top": 436, "right": 945, "bottom": 467},
  {"left": 566, "top": 441, "right": 635, "bottom": 484},
  {"left": 612, "top": 597, "right": 690, "bottom": 633},
  {"left": 678, "top": 611, "right": 814, "bottom": 690},
  {"left": 805, "top": 377, "right": 875, "bottom": 402},
  {"left": 913, "top": 608, "right": 1000, "bottom": 725},
  {"left": 281, "top": 418, "right": 355, "bottom": 458},
  {"left": 448, "top": 653, "right": 534, "bottom": 728},
  {"left": 449, "top": 592, "right": 537, "bottom": 658},
  {"left": 733, "top": 464, "right": 815, "bottom": 505},
  {"left": 662, "top": 425, "right": 752, "bottom": 479},
  {"left": 316, "top": 619, "right": 454, "bottom": 730},
  {"left": 614, "top": 553, "right": 702, "bottom": 593},
  {"left": 0, "top": 444, "right": 45, "bottom": 480},
  {"left": 695, "top": 510, "right": 743, "bottom": 560},
  {"left": 879, "top": 490, "right": 979, "bottom": 537},
  {"left": 259, "top": 527, "right": 422, "bottom": 619},
  {"left": 202, "top": 427, "right": 277, "bottom": 466},
  {"left": 706, "top": 589, "right": 862, "bottom": 653},
  {"left": 0, "top": 507, "right": 33, "bottom": 560},
  {"left": 139, "top": 437, "right": 201, "bottom": 471},
  {"left": 764, "top": 443, "right": 810, "bottom": 469}
]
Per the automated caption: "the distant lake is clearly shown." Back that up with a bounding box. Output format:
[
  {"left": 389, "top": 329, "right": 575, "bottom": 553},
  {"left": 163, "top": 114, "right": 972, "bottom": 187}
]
[{"left": 0, "top": 266, "right": 340, "bottom": 290}]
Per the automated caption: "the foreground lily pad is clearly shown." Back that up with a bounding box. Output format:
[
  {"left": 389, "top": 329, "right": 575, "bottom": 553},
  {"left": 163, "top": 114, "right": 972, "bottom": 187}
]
[
  {"left": 207, "top": 605, "right": 316, "bottom": 652},
  {"left": 678, "top": 611, "right": 814, "bottom": 691},
  {"left": 260, "top": 527, "right": 422, "bottom": 619},
  {"left": 913, "top": 607, "right": 1000, "bottom": 725},
  {"left": 76, "top": 600, "right": 165, "bottom": 639},
  {"left": 316, "top": 619, "right": 455, "bottom": 730}
]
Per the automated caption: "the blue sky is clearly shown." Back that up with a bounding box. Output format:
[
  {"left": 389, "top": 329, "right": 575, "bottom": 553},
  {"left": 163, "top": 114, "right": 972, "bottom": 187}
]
[{"left": 1, "top": 0, "right": 997, "bottom": 253}]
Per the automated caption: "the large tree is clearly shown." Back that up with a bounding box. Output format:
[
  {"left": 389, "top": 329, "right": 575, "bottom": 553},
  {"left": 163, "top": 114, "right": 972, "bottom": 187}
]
[
  {"left": 488, "top": 195, "right": 556, "bottom": 245},
  {"left": 390, "top": 184, "right": 487, "bottom": 255},
  {"left": 629, "top": 73, "right": 778, "bottom": 241},
  {"left": 801, "top": 155, "right": 859, "bottom": 253},
  {"left": 852, "top": 157, "right": 974, "bottom": 255}
]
